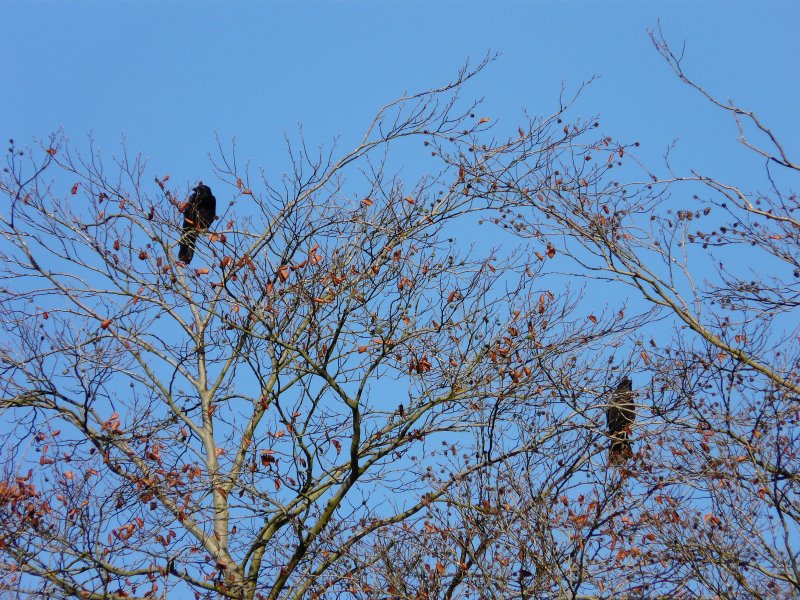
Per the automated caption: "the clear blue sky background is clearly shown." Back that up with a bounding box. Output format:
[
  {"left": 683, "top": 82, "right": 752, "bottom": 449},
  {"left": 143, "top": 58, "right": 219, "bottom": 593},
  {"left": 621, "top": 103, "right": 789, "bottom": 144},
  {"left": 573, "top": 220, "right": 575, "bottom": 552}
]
[
  {"left": 2, "top": 4, "right": 798, "bottom": 590},
  {"left": 3, "top": 1, "right": 798, "bottom": 192}
]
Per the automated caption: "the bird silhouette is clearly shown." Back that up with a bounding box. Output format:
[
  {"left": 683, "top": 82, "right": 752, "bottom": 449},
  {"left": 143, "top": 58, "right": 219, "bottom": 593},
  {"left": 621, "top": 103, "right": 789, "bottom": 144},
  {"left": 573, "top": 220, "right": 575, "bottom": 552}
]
[
  {"left": 607, "top": 376, "right": 635, "bottom": 463},
  {"left": 178, "top": 184, "right": 216, "bottom": 264}
]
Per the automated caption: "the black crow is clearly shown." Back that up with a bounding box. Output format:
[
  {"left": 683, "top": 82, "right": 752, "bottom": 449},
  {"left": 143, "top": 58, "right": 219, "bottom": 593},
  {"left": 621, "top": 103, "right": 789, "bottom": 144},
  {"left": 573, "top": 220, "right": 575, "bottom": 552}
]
[
  {"left": 607, "top": 376, "right": 635, "bottom": 463},
  {"left": 178, "top": 184, "right": 216, "bottom": 264}
]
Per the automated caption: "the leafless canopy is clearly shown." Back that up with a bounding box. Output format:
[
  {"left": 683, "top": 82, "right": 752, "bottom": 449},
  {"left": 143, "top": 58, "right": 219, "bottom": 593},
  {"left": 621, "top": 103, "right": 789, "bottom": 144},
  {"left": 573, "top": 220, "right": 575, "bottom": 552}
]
[{"left": 1, "top": 37, "right": 798, "bottom": 599}]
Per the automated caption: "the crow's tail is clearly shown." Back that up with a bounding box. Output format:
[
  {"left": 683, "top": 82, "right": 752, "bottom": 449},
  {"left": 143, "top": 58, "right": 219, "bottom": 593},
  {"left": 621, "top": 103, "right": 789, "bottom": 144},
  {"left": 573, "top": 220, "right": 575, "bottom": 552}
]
[
  {"left": 178, "top": 229, "right": 198, "bottom": 264},
  {"left": 609, "top": 438, "right": 632, "bottom": 463}
]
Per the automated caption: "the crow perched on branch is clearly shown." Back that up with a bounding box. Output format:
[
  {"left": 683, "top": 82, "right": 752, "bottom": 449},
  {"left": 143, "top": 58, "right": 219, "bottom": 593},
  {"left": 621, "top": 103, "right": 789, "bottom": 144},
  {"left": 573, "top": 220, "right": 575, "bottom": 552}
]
[
  {"left": 178, "top": 184, "right": 216, "bottom": 264},
  {"left": 607, "top": 376, "right": 635, "bottom": 463}
]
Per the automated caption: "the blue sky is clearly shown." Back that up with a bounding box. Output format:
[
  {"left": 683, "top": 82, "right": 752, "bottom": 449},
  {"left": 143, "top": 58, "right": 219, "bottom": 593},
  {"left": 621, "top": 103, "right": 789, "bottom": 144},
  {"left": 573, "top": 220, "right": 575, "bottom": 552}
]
[
  {"left": 5, "top": 1, "right": 797, "bottom": 380},
  {"left": 3, "top": 2, "right": 798, "bottom": 191},
  {"left": 2, "top": 4, "right": 798, "bottom": 593},
  {"left": 3, "top": 2, "right": 797, "bottom": 379}
]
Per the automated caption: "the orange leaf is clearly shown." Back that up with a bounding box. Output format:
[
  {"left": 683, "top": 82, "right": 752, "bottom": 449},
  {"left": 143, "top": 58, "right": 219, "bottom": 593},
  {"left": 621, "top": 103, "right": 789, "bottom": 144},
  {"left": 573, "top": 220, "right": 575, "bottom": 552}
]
[
  {"left": 546, "top": 245, "right": 556, "bottom": 259},
  {"left": 308, "top": 244, "right": 322, "bottom": 265},
  {"left": 71, "top": 183, "right": 79, "bottom": 195},
  {"left": 361, "top": 198, "right": 373, "bottom": 206},
  {"left": 404, "top": 196, "right": 415, "bottom": 205},
  {"left": 588, "top": 315, "right": 598, "bottom": 324},
  {"left": 478, "top": 117, "right": 490, "bottom": 124},
  {"left": 236, "top": 178, "right": 243, "bottom": 189},
  {"left": 291, "top": 259, "right": 308, "bottom": 271},
  {"left": 46, "top": 148, "right": 57, "bottom": 155},
  {"left": 100, "top": 319, "right": 113, "bottom": 329},
  {"left": 277, "top": 265, "right": 290, "bottom": 282},
  {"left": 195, "top": 267, "right": 210, "bottom": 276}
]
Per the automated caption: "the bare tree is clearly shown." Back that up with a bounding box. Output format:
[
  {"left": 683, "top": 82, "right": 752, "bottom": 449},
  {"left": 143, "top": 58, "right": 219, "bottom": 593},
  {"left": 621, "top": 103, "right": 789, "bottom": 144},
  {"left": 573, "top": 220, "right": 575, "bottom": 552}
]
[
  {"left": 0, "top": 59, "right": 641, "bottom": 599},
  {"left": 453, "top": 30, "right": 800, "bottom": 599},
  {"left": 2, "top": 34, "right": 795, "bottom": 599}
]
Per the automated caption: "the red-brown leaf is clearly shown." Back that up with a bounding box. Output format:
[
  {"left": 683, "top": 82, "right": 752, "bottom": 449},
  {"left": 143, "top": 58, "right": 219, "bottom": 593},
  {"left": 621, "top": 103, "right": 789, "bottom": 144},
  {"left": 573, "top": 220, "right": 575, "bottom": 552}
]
[
  {"left": 416, "top": 356, "right": 432, "bottom": 373},
  {"left": 308, "top": 244, "right": 322, "bottom": 266},
  {"left": 277, "top": 265, "right": 290, "bottom": 282}
]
